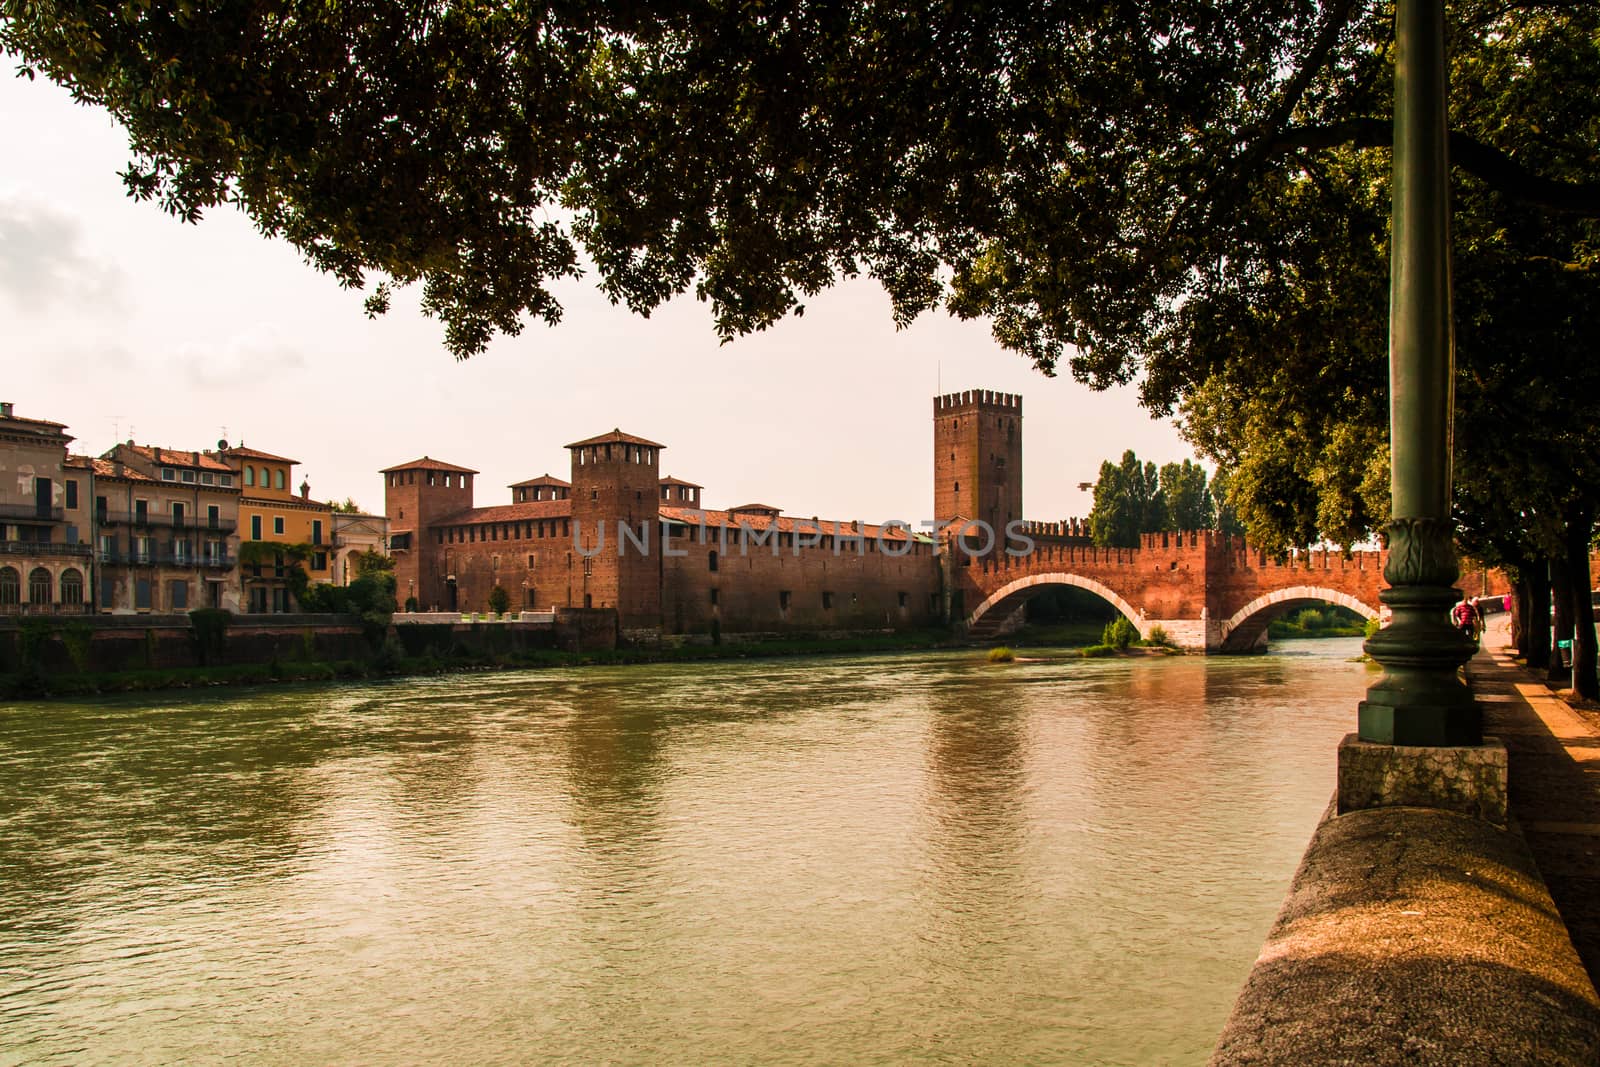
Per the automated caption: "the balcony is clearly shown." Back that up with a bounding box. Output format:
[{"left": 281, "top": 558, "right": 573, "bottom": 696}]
[
  {"left": 100, "top": 550, "right": 235, "bottom": 569},
  {"left": 1, "top": 540, "right": 94, "bottom": 558},
  {"left": 98, "top": 511, "right": 238, "bottom": 534},
  {"left": 0, "top": 502, "right": 65, "bottom": 522},
  {"left": 0, "top": 603, "right": 91, "bottom": 617}
]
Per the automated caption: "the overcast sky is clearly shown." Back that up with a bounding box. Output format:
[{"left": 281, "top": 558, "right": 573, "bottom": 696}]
[{"left": 1, "top": 71, "right": 1193, "bottom": 524}]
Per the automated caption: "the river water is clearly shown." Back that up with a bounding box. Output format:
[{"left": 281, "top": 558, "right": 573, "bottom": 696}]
[{"left": 1, "top": 639, "right": 1372, "bottom": 1065}]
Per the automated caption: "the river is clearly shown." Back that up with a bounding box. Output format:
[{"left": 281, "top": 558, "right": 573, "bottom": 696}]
[{"left": 1, "top": 639, "right": 1372, "bottom": 1065}]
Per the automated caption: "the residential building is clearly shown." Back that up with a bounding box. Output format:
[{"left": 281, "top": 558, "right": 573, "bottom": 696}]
[
  {"left": 217, "top": 446, "right": 335, "bottom": 612},
  {"left": 0, "top": 402, "right": 93, "bottom": 614},
  {"left": 96, "top": 443, "right": 243, "bottom": 613}
]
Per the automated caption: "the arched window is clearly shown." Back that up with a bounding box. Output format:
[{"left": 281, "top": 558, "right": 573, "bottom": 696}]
[
  {"left": 245, "top": 465, "right": 255, "bottom": 487},
  {"left": 0, "top": 566, "right": 18, "bottom": 607},
  {"left": 273, "top": 469, "right": 285, "bottom": 490},
  {"left": 708, "top": 549, "right": 719, "bottom": 573},
  {"left": 60, "top": 568, "right": 83, "bottom": 606},
  {"left": 29, "top": 567, "right": 52, "bottom": 606}
]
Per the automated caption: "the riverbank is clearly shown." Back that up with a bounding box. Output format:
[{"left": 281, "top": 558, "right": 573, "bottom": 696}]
[{"left": 1, "top": 627, "right": 981, "bottom": 699}]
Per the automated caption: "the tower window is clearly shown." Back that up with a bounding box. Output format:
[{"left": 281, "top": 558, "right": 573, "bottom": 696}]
[{"left": 709, "top": 550, "right": 719, "bottom": 573}]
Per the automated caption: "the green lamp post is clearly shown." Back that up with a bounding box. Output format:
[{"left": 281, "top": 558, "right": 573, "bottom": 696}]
[{"left": 1358, "top": 0, "right": 1481, "bottom": 745}]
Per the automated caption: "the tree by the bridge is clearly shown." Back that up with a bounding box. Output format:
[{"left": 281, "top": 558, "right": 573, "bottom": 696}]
[{"left": 1087, "top": 451, "right": 1223, "bottom": 548}]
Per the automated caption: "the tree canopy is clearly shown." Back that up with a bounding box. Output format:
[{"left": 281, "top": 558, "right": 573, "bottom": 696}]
[
  {"left": 4, "top": 1, "right": 1596, "bottom": 363},
  {"left": 1086, "top": 450, "right": 1217, "bottom": 548}
]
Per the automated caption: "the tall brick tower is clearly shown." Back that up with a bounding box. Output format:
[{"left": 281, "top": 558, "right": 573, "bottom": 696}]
[
  {"left": 933, "top": 390, "right": 1023, "bottom": 534},
  {"left": 567, "top": 429, "right": 665, "bottom": 631},
  {"left": 381, "top": 456, "right": 477, "bottom": 611}
]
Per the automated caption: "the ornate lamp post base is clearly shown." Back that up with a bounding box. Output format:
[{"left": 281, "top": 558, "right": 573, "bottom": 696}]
[{"left": 1359, "top": 518, "right": 1481, "bottom": 746}]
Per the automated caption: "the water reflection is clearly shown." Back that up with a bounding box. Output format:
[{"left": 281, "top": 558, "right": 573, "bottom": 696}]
[{"left": 0, "top": 640, "right": 1370, "bottom": 1064}]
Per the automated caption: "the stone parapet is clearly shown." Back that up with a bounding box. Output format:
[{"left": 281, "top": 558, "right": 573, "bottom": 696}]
[{"left": 1336, "top": 734, "right": 1508, "bottom": 826}]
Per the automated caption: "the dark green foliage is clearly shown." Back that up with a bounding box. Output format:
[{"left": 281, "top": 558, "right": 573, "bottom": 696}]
[
  {"left": 188, "top": 608, "right": 231, "bottom": 666},
  {"left": 5, "top": 3, "right": 1595, "bottom": 365},
  {"left": 1102, "top": 617, "right": 1139, "bottom": 650},
  {"left": 1088, "top": 451, "right": 1218, "bottom": 547},
  {"left": 487, "top": 585, "right": 511, "bottom": 617}
]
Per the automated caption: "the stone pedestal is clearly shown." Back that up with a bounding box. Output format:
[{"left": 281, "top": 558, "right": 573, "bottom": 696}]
[{"left": 1336, "top": 733, "right": 1508, "bottom": 826}]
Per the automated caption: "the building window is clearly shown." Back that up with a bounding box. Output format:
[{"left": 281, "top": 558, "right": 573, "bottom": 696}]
[
  {"left": 0, "top": 566, "right": 18, "bottom": 608},
  {"left": 273, "top": 469, "right": 285, "bottom": 490},
  {"left": 822, "top": 591, "right": 834, "bottom": 610},
  {"left": 220, "top": 474, "right": 232, "bottom": 487},
  {"left": 273, "top": 517, "right": 285, "bottom": 536},
  {"left": 65, "top": 480, "right": 78, "bottom": 509},
  {"left": 710, "top": 588, "right": 719, "bottom": 605},
  {"left": 312, "top": 520, "right": 323, "bottom": 546},
  {"left": 708, "top": 550, "right": 719, "bottom": 573},
  {"left": 779, "top": 590, "right": 791, "bottom": 611},
  {"left": 898, "top": 592, "right": 908, "bottom": 608},
  {"left": 60, "top": 568, "right": 83, "bottom": 606},
  {"left": 172, "top": 502, "right": 185, "bottom": 527},
  {"left": 527, "top": 553, "right": 537, "bottom": 568},
  {"left": 28, "top": 567, "right": 52, "bottom": 605},
  {"left": 162, "top": 467, "right": 177, "bottom": 481},
  {"left": 135, "top": 578, "right": 152, "bottom": 610},
  {"left": 181, "top": 469, "right": 196, "bottom": 483},
  {"left": 207, "top": 505, "right": 220, "bottom": 529},
  {"left": 135, "top": 536, "right": 154, "bottom": 563},
  {"left": 245, "top": 466, "right": 255, "bottom": 487},
  {"left": 251, "top": 515, "right": 262, "bottom": 540},
  {"left": 201, "top": 472, "right": 214, "bottom": 485},
  {"left": 168, "top": 580, "right": 188, "bottom": 610},
  {"left": 312, "top": 551, "right": 327, "bottom": 570},
  {"left": 135, "top": 499, "right": 148, "bottom": 524},
  {"left": 173, "top": 540, "right": 190, "bottom": 564}
]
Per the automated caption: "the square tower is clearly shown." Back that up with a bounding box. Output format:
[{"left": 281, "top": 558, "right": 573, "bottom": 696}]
[
  {"left": 567, "top": 429, "right": 665, "bottom": 631},
  {"left": 380, "top": 456, "right": 477, "bottom": 611},
  {"left": 933, "top": 390, "right": 1023, "bottom": 534}
]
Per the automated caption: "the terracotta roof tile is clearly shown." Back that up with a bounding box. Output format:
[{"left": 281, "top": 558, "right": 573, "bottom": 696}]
[
  {"left": 221, "top": 445, "right": 300, "bottom": 465},
  {"left": 657, "top": 507, "right": 925, "bottom": 542},
  {"left": 566, "top": 429, "right": 666, "bottom": 450},
  {"left": 430, "top": 499, "right": 572, "bottom": 526},
  {"left": 67, "top": 454, "right": 158, "bottom": 482},
  {"left": 120, "top": 443, "right": 235, "bottom": 472},
  {"left": 380, "top": 455, "right": 480, "bottom": 475},
  {"left": 509, "top": 473, "right": 571, "bottom": 488},
  {"left": 659, "top": 475, "right": 702, "bottom": 487}
]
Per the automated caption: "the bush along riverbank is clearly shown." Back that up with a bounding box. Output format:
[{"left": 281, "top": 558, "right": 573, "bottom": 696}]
[
  {"left": 0, "top": 623, "right": 968, "bottom": 700},
  {"left": 1268, "top": 606, "right": 1369, "bottom": 640}
]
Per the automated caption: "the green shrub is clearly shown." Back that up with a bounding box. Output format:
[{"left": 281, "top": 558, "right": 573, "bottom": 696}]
[
  {"left": 1363, "top": 616, "right": 1381, "bottom": 640},
  {"left": 488, "top": 584, "right": 511, "bottom": 616},
  {"left": 1102, "top": 616, "right": 1138, "bottom": 650},
  {"left": 987, "top": 646, "right": 1017, "bottom": 663},
  {"left": 1145, "top": 624, "right": 1172, "bottom": 648},
  {"left": 1081, "top": 644, "right": 1116, "bottom": 657}
]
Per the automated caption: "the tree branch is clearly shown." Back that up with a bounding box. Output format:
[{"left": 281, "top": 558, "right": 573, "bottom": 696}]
[{"left": 1269, "top": 118, "right": 1600, "bottom": 216}]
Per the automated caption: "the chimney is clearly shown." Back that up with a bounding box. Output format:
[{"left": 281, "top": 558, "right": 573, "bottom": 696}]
[
  {"left": 0, "top": 401, "right": 12, "bottom": 418},
  {"left": 155, "top": 446, "right": 163, "bottom": 462}
]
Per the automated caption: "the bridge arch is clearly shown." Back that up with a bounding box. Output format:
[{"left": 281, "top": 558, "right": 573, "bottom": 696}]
[
  {"left": 966, "top": 573, "right": 1145, "bottom": 637},
  {"left": 1219, "top": 586, "right": 1379, "bottom": 653}
]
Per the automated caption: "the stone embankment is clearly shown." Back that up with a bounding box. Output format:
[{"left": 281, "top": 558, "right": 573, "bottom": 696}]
[{"left": 1212, "top": 619, "right": 1600, "bottom": 1065}]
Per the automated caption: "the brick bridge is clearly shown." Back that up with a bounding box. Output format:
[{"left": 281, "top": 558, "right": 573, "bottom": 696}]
[{"left": 956, "top": 530, "right": 1388, "bottom": 652}]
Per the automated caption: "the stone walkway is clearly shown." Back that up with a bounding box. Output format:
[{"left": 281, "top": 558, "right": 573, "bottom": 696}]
[{"left": 1472, "top": 616, "right": 1600, "bottom": 986}]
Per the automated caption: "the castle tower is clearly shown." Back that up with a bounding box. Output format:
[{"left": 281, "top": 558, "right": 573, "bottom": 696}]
[
  {"left": 567, "top": 429, "right": 665, "bottom": 631},
  {"left": 933, "top": 390, "right": 1022, "bottom": 534},
  {"left": 381, "top": 456, "right": 477, "bottom": 611}
]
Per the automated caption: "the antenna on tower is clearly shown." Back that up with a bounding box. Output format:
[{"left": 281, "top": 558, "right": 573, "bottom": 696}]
[{"left": 110, "top": 415, "right": 126, "bottom": 447}]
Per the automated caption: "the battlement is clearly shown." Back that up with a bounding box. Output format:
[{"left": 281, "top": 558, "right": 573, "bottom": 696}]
[{"left": 933, "top": 389, "right": 1023, "bottom": 414}]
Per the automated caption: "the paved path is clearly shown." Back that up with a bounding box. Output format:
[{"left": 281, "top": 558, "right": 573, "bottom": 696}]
[{"left": 1472, "top": 616, "right": 1600, "bottom": 986}]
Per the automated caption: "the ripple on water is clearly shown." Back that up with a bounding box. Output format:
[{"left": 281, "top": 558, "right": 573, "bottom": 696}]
[{"left": 0, "top": 640, "right": 1370, "bottom": 1064}]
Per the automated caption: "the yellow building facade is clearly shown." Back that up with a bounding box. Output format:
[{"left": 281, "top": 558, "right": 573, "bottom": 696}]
[{"left": 218, "top": 446, "right": 334, "bottom": 613}]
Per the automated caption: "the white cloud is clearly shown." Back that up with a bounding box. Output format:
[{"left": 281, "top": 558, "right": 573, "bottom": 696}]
[{"left": 0, "top": 197, "right": 123, "bottom": 312}]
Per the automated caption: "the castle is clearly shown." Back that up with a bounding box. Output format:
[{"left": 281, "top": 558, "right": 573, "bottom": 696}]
[{"left": 383, "top": 390, "right": 1052, "bottom": 637}]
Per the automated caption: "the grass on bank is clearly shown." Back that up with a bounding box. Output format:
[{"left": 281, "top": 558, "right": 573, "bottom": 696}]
[{"left": 0, "top": 628, "right": 966, "bottom": 700}]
